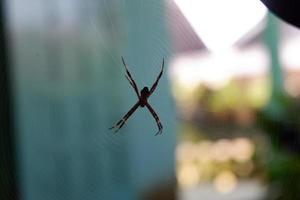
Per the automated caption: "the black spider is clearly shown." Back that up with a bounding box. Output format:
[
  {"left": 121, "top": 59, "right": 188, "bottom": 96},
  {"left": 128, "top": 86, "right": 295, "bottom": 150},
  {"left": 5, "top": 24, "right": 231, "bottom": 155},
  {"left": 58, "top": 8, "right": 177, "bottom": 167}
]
[{"left": 109, "top": 57, "right": 164, "bottom": 135}]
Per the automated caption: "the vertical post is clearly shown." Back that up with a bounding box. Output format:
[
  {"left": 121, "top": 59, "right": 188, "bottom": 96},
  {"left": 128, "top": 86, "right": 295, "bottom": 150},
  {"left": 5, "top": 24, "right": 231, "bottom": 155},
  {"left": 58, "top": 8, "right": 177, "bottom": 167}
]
[
  {"left": 0, "top": 0, "right": 18, "bottom": 199},
  {"left": 265, "top": 12, "right": 284, "bottom": 99}
]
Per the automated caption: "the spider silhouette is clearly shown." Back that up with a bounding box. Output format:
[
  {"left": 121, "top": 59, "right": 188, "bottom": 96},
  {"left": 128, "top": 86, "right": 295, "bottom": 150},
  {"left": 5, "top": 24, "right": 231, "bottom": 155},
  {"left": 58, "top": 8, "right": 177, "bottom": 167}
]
[{"left": 109, "top": 57, "right": 164, "bottom": 135}]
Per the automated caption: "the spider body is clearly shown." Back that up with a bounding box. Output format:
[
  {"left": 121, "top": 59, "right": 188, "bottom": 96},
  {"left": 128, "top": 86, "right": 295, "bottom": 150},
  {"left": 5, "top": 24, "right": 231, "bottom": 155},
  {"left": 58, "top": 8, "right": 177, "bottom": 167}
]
[
  {"left": 139, "top": 87, "right": 149, "bottom": 107},
  {"left": 109, "top": 57, "right": 164, "bottom": 135}
]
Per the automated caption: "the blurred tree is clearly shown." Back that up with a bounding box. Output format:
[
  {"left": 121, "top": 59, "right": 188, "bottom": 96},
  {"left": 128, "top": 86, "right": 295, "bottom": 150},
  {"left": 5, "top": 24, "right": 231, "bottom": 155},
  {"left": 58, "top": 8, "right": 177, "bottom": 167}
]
[
  {"left": 258, "top": 13, "right": 300, "bottom": 154},
  {"left": 257, "top": 13, "right": 300, "bottom": 199}
]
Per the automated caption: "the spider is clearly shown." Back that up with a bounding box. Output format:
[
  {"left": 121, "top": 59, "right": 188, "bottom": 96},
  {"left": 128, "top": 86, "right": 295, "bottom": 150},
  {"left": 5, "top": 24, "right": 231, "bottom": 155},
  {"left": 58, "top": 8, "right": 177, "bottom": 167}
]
[{"left": 109, "top": 57, "right": 164, "bottom": 135}]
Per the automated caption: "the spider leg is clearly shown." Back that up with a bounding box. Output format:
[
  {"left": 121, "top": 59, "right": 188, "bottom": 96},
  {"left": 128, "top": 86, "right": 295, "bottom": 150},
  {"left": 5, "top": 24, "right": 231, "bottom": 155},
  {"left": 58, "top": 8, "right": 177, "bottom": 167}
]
[
  {"left": 149, "top": 58, "right": 164, "bottom": 96},
  {"left": 145, "top": 102, "right": 163, "bottom": 135},
  {"left": 122, "top": 57, "right": 140, "bottom": 98},
  {"left": 125, "top": 75, "right": 140, "bottom": 98},
  {"left": 109, "top": 101, "right": 140, "bottom": 132}
]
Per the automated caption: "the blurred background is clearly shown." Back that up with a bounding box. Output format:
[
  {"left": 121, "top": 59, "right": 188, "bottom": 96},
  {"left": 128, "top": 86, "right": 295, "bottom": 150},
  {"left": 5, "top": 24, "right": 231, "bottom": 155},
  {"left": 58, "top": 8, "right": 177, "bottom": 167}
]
[{"left": 1, "top": 0, "right": 300, "bottom": 200}]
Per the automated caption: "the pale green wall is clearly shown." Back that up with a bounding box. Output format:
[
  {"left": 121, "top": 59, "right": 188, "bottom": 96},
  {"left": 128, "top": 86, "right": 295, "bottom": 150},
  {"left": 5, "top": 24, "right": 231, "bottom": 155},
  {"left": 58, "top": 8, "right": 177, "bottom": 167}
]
[{"left": 8, "top": 0, "right": 175, "bottom": 199}]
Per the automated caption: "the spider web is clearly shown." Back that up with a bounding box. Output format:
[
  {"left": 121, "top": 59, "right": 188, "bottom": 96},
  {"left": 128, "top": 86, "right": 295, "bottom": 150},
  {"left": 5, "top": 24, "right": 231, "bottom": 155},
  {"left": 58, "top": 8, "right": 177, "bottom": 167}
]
[{"left": 6, "top": 1, "right": 177, "bottom": 200}]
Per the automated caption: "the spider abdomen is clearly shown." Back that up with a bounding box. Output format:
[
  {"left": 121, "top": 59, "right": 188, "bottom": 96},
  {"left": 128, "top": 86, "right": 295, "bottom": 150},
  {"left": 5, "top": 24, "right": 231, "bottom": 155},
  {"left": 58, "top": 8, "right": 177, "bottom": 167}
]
[
  {"left": 140, "top": 87, "right": 150, "bottom": 107},
  {"left": 140, "top": 87, "right": 149, "bottom": 97}
]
